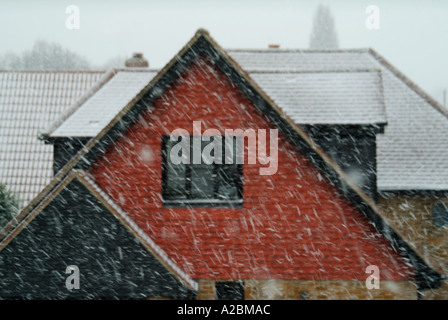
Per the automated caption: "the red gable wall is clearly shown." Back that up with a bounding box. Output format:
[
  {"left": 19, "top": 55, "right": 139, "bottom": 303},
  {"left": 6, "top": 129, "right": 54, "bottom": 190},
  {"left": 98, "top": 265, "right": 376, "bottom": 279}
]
[{"left": 89, "top": 56, "right": 413, "bottom": 281}]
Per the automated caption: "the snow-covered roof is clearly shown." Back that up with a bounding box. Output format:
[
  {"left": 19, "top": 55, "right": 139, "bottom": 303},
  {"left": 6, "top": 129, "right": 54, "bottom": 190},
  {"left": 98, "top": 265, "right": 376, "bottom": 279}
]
[
  {"left": 2, "top": 46, "right": 446, "bottom": 211},
  {"left": 49, "top": 70, "right": 157, "bottom": 138},
  {"left": 47, "top": 56, "right": 386, "bottom": 135},
  {"left": 47, "top": 48, "right": 448, "bottom": 191},
  {"left": 229, "top": 49, "right": 448, "bottom": 191},
  {"left": 249, "top": 70, "right": 386, "bottom": 125},
  {"left": 228, "top": 49, "right": 373, "bottom": 72},
  {"left": 0, "top": 70, "right": 105, "bottom": 207},
  {"left": 374, "top": 60, "right": 448, "bottom": 191}
]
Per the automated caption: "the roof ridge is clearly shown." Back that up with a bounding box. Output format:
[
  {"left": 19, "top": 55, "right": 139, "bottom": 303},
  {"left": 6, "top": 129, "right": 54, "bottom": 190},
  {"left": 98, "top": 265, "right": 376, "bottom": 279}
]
[
  {"left": 226, "top": 48, "right": 370, "bottom": 53},
  {"left": 245, "top": 68, "right": 382, "bottom": 74}
]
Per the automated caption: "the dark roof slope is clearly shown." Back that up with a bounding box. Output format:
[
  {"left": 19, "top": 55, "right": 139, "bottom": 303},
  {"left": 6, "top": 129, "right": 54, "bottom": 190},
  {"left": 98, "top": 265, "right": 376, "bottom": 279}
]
[{"left": 0, "top": 170, "right": 197, "bottom": 298}]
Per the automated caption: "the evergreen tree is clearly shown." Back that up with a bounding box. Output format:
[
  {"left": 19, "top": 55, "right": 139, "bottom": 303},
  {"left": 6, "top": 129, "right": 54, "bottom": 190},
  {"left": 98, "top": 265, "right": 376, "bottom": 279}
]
[
  {"left": 309, "top": 4, "right": 339, "bottom": 50},
  {"left": 0, "top": 183, "right": 18, "bottom": 229}
]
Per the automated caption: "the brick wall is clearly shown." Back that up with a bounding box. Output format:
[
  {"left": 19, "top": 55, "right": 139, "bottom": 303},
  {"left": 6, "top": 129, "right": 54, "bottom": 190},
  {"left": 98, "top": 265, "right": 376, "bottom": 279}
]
[
  {"left": 197, "top": 280, "right": 216, "bottom": 300},
  {"left": 88, "top": 55, "right": 414, "bottom": 283},
  {"left": 245, "top": 279, "right": 416, "bottom": 300},
  {"left": 196, "top": 279, "right": 416, "bottom": 300},
  {"left": 378, "top": 194, "right": 448, "bottom": 299}
]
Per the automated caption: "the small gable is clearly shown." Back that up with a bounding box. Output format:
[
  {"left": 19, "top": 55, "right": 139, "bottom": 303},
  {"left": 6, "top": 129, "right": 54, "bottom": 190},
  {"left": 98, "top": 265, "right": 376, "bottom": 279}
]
[{"left": 0, "top": 178, "right": 194, "bottom": 299}]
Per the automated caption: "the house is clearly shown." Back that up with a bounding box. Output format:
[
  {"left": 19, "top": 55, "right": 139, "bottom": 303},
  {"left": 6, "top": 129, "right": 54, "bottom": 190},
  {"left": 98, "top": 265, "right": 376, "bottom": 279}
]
[{"left": 0, "top": 29, "right": 444, "bottom": 299}]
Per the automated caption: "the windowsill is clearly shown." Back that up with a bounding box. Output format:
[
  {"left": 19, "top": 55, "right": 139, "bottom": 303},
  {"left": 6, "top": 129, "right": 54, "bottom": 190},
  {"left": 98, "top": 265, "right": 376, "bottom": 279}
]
[{"left": 162, "top": 198, "right": 243, "bottom": 208}]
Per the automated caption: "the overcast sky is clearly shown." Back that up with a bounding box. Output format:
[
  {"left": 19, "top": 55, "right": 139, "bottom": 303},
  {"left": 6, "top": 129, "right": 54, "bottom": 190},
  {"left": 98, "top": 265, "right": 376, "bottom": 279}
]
[{"left": 0, "top": 0, "right": 447, "bottom": 104}]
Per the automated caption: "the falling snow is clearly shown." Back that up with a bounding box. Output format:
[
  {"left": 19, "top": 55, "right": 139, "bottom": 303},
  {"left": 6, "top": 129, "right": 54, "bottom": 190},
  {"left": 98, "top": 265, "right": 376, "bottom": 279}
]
[{"left": 0, "top": 28, "right": 447, "bottom": 301}]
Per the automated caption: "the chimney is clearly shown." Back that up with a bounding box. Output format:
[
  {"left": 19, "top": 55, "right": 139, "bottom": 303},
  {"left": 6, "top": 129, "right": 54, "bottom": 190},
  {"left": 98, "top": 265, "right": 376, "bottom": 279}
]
[{"left": 125, "top": 52, "right": 149, "bottom": 68}]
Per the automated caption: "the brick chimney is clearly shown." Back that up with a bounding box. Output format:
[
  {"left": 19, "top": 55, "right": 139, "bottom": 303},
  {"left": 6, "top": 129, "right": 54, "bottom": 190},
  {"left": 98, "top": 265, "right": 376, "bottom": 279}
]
[{"left": 125, "top": 53, "right": 149, "bottom": 68}]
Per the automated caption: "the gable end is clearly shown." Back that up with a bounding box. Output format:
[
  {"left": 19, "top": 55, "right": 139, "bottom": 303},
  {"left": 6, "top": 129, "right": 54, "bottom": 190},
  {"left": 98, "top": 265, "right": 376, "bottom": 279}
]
[{"left": 0, "top": 173, "right": 196, "bottom": 299}]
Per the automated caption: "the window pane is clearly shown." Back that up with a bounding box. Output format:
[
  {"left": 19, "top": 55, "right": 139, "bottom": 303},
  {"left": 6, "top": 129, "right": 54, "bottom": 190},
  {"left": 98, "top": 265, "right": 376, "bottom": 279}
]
[
  {"left": 218, "top": 137, "right": 240, "bottom": 200},
  {"left": 190, "top": 166, "right": 214, "bottom": 199},
  {"left": 165, "top": 139, "right": 187, "bottom": 199},
  {"left": 166, "top": 164, "right": 186, "bottom": 199},
  {"left": 216, "top": 165, "right": 238, "bottom": 200},
  {"left": 190, "top": 139, "right": 215, "bottom": 199}
]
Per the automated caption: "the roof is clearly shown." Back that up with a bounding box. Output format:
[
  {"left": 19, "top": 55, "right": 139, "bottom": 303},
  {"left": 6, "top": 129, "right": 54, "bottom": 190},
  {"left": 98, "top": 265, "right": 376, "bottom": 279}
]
[
  {"left": 249, "top": 69, "right": 386, "bottom": 125},
  {"left": 226, "top": 49, "right": 372, "bottom": 72},
  {"left": 48, "top": 70, "right": 157, "bottom": 138},
  {"left": 0, "top": 70, "right": 105, "bottom": 207},
  {"left": 44, "top": 69, "right": 386, "bottom": 133},
  {"left": 0, "top": 169, "right": 197, "bottom": 292},
  {"left": 372, "top": 51, "right": 448, "bottom": 191},
  {"left": 43, "top": 48, "right": 448, "bottom": 191},
  {"left": 1, "top": 45, "right": 445, "bottom": 214},
  {"left": 228, "top": 49, "right": 448, "bottom": 191},
  {"left": 4, "top": 29, "right": 441, "bottom": 289}
]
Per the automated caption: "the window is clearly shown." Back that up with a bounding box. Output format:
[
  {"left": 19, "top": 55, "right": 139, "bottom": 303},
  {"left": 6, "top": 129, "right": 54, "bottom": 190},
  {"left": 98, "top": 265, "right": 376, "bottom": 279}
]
[
  {"left": 215, "top": 281, "right": 245, "bottom": 300},
  {"left": 162, "top": 136, "right": 243, "bottom": 207},
  {"left": 433, "top": 202, "right": 448, "bottom": 228}
]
